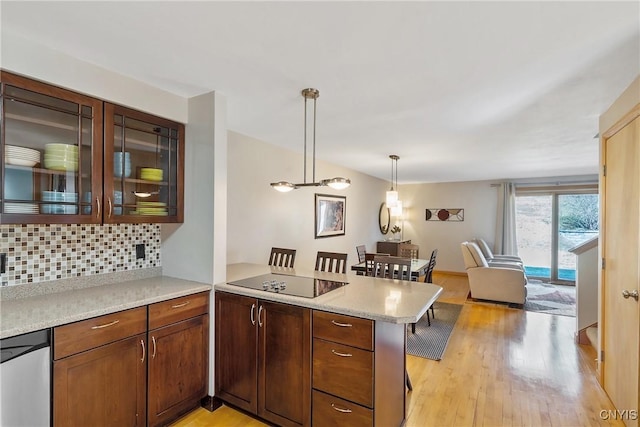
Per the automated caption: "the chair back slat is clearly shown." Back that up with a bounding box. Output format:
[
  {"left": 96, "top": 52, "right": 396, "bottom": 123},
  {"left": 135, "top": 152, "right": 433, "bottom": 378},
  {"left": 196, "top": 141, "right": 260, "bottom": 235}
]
[
  {"left": 425, "top": 249, "right": 438, "bottom": 283},
  {"left": 399, "top": 243, "right": 420, "bottom": 259},
  {"left": 315, "top": 251, "right": 348, "bottom": 274},
  {"left": 373, "top": 255, "right": 412, "bottom": 281},
  {"left": 269, "top": 247, "right": 296, "bottom": 268}
]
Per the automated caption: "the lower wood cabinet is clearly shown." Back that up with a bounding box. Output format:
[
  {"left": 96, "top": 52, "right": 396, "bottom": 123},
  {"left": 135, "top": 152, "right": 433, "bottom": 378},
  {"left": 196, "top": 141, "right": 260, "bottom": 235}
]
[
  {"left": 215, "top": 291, "right": 311, "bottom": 427},
  {"left": 53, "top": 307, "right": 148, "bottom": 426},
  {"left": 148, "top": 293, "right": 210, "bottom": 427},
  {"left": 53, "top": 292, "right": 210, "bottom": 427},
  {"left": 311, "top": 310, "right": 406, "bottom": 427}
]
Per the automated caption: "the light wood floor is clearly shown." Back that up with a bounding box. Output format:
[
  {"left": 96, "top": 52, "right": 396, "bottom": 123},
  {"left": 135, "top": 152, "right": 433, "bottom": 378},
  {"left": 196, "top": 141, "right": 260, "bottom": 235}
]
[{"left": 172, "top": 272, "right": 622, "bottom": 427}]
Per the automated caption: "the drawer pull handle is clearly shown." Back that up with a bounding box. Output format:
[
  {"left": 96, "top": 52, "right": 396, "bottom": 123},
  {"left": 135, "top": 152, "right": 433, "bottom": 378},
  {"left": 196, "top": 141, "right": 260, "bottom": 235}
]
[
  {"left": 171, "top": 301, "right": 190, "bottom": 309},
  {"left": 258, "top": 305, "right": 264, "bottom": 327},
  {"left": 331, "top": 320, "right": 352, "bottom": 328},
  {"left": 152, "top": 336, "right": 157, "bottom": 359},
  {"left": 140, "top": 339, "right": 145, "bottom": 363},
  {"left": 331, "top": 349, "right": 352, "bottom": 357},
  {"left": 331, "top": 403, "right": 352, "bottom": 413},
  {"left": 91, "top": 320, "right": 120, "bottom": 330}
]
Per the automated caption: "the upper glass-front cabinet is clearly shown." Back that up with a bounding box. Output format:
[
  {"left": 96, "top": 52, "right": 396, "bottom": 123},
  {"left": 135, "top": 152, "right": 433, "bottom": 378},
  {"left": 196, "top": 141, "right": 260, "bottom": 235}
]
[
  {"left": 104, "top": 104, "right": 184, "bottom": 223},
  {"left": 1, "top": 72, "right": 185, "bottom": 225},
  {"left": 1, "top": 71, "right": 103, "bottom": 224}
]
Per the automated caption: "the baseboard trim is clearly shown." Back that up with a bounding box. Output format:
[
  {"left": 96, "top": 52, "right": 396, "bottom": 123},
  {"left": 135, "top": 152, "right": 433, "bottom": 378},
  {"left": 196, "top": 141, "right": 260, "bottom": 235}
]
[
  {"left": 435, "top": 270, "right": 467, "bottom": 277},
  {"left": 201, "top": 395, "right": 223, "bottom": 412}
]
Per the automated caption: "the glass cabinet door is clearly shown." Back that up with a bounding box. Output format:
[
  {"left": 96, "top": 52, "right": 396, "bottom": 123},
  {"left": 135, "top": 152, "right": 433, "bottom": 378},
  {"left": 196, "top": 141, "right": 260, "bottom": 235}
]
[
  {"left": 0, "top": 72, "right": 103, "bottom": 224},
  {"left": 104, "top": 104, "right": 184, "bottom": 223}
]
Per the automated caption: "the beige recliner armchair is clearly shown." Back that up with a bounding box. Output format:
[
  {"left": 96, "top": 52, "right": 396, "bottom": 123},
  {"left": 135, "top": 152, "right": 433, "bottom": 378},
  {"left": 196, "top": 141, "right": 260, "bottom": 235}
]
[
  {"left": 461, "top": 241, "right": 527, "bottom": 304},
  {"left": 473, "top": 238, "right": 524, "bottom": 269}
]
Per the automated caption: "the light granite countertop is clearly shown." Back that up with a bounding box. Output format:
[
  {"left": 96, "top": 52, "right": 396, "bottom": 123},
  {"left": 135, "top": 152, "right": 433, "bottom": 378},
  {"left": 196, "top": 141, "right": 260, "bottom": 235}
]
[
  {"left": 215, "top": 263, "right": 443, "bottom": 324},
  {"left": 0, "top": 275, "right": 211, "bottom": 339}
]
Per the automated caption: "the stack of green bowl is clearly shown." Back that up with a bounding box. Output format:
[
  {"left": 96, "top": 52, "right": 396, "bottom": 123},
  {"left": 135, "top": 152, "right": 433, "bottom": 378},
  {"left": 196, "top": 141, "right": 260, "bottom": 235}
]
[
  {"left": 44, "top": 143, "right": 78, "bottom": 171},
  {"left": 140, "top": 167, "right": 163, "bottom": 182},
  {"left": 133, "top": 201, "right": 168, "bottom": 216}
]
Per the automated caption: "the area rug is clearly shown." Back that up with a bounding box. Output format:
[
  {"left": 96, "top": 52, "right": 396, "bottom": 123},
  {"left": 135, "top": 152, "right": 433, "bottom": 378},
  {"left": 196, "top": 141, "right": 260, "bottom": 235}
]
[
  {"left": 522, "top": 280, "right": 576, "bottom": 317},
  {"left": 406, "top": 302, "right": 462, "bottom": 361}
]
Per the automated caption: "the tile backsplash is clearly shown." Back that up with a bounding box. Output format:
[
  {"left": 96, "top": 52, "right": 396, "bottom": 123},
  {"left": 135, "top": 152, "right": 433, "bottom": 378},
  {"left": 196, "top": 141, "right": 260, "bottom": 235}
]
[{"left": 0, "top": 224, "right": 161, "bottom": 286}]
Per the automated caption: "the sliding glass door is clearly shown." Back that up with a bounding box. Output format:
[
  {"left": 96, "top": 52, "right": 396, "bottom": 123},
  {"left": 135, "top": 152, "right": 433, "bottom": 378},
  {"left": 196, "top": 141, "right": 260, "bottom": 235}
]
[{"left": 515, "top": 189, "right": 598, "bottom": 284}]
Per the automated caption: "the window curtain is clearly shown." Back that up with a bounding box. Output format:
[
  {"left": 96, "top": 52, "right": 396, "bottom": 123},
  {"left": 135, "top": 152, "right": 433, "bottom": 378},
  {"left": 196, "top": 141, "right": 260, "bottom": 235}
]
[{"left": 495, "top": 182, "right": 518, "bottom": 255}]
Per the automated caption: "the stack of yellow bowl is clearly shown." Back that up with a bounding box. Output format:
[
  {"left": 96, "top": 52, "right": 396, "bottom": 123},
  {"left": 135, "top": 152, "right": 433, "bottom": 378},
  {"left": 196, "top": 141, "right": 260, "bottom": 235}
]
[
  {"left": 133, "top": 201, "right": 168, "bottom": 216},
  {"left": 44, "top": 143, "right": 78, "bottom": 171},
  {"left": 140, "top": 168, "right": 163, "bottom": 182}
]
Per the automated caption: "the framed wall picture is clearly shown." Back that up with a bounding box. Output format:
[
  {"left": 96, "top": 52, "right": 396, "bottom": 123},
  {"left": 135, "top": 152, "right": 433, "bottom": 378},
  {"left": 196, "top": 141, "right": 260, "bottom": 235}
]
[{"left": 315, "top": 194, "right": 346, "bottom": 238}]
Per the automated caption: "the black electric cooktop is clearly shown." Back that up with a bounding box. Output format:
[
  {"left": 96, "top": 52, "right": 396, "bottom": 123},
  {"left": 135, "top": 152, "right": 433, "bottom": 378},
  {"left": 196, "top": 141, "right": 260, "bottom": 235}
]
[{"left": 227, "top": 273, "right": 348, "bottom": 298}]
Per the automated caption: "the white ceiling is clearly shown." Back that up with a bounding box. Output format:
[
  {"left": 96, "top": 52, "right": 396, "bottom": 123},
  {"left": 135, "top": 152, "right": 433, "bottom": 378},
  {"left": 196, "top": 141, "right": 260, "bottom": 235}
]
[{"left": 2, "top": 1, "right": 639, "bottom": 184}]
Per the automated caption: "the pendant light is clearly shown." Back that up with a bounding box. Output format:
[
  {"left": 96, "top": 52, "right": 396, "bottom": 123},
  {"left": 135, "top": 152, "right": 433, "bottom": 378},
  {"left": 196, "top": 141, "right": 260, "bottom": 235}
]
[
  {"left": 386, "top": 155, "right": 399, "bottom": 207},
  {"left": 270, "top": 88, "right": 351, "bottom": 192}
]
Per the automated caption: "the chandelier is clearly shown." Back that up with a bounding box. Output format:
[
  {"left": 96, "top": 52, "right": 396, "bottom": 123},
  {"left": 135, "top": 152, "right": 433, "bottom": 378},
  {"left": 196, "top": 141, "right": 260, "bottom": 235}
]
[{"left": 270, "top": 88, "right": 351, "bottom": 192}]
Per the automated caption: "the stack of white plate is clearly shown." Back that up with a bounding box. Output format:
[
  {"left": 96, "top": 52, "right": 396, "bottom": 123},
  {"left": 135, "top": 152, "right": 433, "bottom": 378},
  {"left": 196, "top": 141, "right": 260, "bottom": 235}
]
[
  {"left": 44, "top": 143, "right": 78, "bottom": 172},
  {"left": 41, "top": 191, "right": 78, "bottom": 214},
  {"left": 5, "top": 145, "right": 41, "bottom": 167},
  {"left": 5, "top": 202, "right": 39, "bottom": 214}
]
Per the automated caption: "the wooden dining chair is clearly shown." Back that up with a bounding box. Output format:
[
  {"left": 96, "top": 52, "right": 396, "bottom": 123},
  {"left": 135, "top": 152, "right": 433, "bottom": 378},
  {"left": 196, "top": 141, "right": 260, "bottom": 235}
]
[
  {"left": 356, "top": 245, "right": 367, "bottom": 263},
  {"left": 399, "top": 243, "right": 419, "bottom": 259},
  {"left": 315, "top": 251, "right": 348, "bottom": 274},
  {"left": 412, "top": 249, "right": 438, "bottom": 333},
  {"left": 364, "top": 253, "right": 390, "bottom": 277},
  {"left": 268, "top": 247, "right": 296, "bottom": 268},
  {"left": 373, "top": 255, "right": 412, "bottom": 280}
]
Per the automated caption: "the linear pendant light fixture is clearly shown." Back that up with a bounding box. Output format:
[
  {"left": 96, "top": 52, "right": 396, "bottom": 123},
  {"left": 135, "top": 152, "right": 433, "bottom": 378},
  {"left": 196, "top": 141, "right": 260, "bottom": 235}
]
[
  {"left": 386, "top": 155, "right": 399, "bottom": 207},
  {"left": 270, "top": 88, "right": 351, "bottom": 192}
]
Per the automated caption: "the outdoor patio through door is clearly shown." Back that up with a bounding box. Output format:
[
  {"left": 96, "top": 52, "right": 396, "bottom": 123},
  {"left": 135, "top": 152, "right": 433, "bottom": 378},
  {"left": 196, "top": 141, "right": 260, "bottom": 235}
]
[{"left": 515, "top": 188, "right": 598, "bottom": 284}]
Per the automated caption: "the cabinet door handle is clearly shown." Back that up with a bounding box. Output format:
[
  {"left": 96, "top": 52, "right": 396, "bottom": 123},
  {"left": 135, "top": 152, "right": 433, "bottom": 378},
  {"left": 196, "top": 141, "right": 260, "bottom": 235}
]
[
  {"left": 107, "top": 197, "right": 113, "bottom": 219},
  {"left": 140, "top": 339, "right": 145, "bottom": 363},
  {"left": 331, "top": 403, "right": 353, "bottom": 413},
  {"left": 171, "top": 301, "right": 190, "bottom": 309},
  {"left": 250, "top": 303, "right": 256, "bottom": 325},
  {"left": 331, "top": 349, "right": 352, "bottom": 357},
  {"left": 331, "top": 320, "right": 352, "bottom": 328},
  {"left": 95, "top": 197, "right": 101, "bottom": 219},
  {"left": 258, "top": 305, "right": 264, "bottom": 327},
  {"left": 91, "top": 319, "right": 120, "bottom": 330},
  {"left": 151, "top": 336, "right": 157, "bottom": 359}
]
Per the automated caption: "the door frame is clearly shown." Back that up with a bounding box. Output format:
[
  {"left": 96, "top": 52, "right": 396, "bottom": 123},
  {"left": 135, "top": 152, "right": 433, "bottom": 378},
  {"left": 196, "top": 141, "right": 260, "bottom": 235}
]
[{"left": 599, "top": 102, "right": 640, "bottom": 385}]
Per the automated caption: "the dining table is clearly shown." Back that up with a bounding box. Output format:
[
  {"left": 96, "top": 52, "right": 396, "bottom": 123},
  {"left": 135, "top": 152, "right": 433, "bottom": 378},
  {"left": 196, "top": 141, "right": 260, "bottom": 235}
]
[{"left": 350, "top": 257, "right": 430, "bottom": 279}]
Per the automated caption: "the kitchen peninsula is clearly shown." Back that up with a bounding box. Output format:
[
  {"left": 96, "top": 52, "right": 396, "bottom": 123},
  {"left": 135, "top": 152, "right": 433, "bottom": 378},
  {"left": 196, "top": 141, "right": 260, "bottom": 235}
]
[{"left": 214, "top": 263, "right": 442, "bottom": 427}]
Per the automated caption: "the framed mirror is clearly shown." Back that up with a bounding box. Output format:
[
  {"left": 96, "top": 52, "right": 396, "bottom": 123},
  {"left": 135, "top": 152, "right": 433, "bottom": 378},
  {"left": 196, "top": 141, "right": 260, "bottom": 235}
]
[{"left": 379, "top": 202, "right": 390, "bottom": 234}]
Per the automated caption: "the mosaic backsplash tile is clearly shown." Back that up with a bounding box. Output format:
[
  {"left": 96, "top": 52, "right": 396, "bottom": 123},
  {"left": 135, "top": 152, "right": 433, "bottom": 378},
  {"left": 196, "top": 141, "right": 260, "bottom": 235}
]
[{"left": 0, "top": 224, "right": 161, "bottom": 286}]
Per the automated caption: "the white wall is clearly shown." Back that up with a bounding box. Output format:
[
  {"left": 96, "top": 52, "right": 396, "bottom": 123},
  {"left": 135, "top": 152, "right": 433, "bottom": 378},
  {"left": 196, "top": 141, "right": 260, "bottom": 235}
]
[
  {"left": 399, "top": 181, "right": 498, "bottom": 272},
  {"left": 227, "top": 131, "right": 389, "bottom": 270},
  {"left": 1, "top": 32, "right": 187, "bottom": 122},
  {"left": 162, "top": 92, "right": 221, "bottom": 284},
  {"left": 576, "top": 245, "right": 598, "bottom": 331}
]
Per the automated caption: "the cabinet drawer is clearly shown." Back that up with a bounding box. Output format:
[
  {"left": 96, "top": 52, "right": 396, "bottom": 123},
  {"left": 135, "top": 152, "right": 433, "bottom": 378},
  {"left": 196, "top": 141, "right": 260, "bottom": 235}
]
[
  {"left": 312, "top": 389, "right": 372, "bottom": 427},
  {"left": 54, "top": 306, "right": 147, "bottom": 360},
  {"left": 312, "top": 338, "right": 373, "bottom": 407},
  {"left": 313, "top": 310, "right": 373, "bottom": 351},
  {"left": 149, "top": 292, "right": 209, "bottom": 330}
]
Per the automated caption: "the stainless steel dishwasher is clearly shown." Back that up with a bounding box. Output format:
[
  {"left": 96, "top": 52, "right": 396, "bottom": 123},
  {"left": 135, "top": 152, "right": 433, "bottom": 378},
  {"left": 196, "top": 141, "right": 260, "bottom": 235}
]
[{"left": 0, "top": 329, "right": 51, "bottom": 426}]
